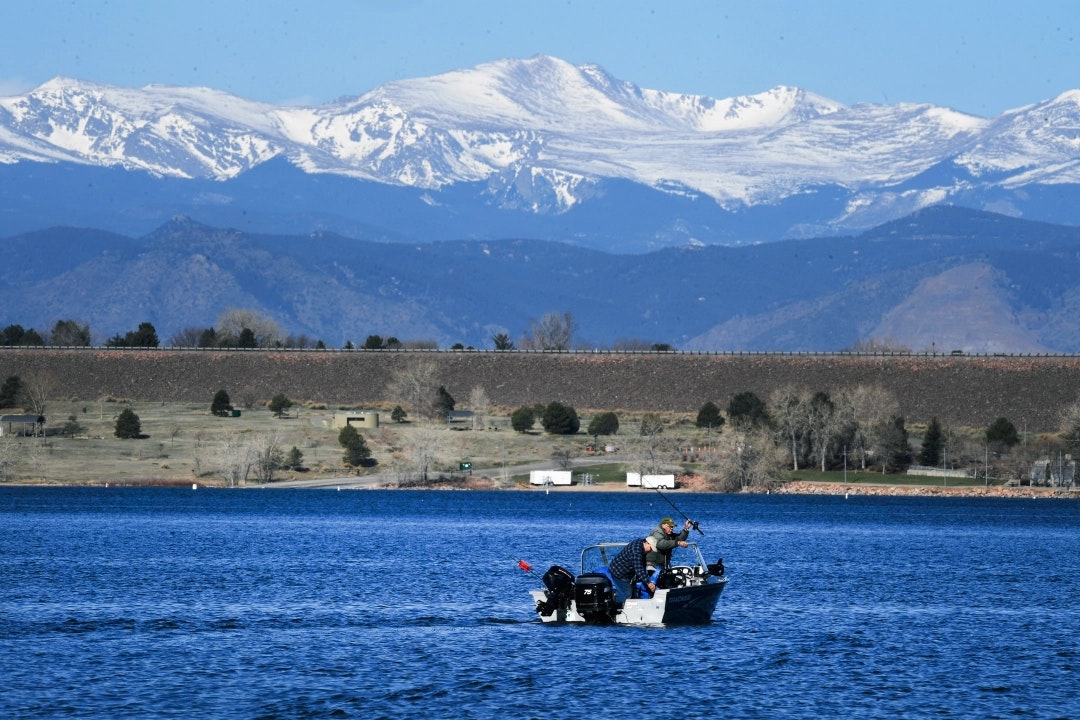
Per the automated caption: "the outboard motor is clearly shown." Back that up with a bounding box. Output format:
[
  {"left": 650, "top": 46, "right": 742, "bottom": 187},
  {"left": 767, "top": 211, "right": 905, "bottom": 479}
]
[
  {"left": 537, "top": 565, "right": 575, "bottom": 617},
  {"left": 707, "top": 558, "right": 726, "bottom": 577},
  {"left": 573, "top": 573, "right": 617, "bottom": 624}
]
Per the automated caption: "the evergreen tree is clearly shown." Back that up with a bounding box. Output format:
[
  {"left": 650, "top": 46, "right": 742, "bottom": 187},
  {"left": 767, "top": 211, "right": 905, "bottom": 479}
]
[
  {"left": 285, "top": 446, "right": 304, "bottom": 470},
  {"left": 587, "top": 411, "right": 620, "bottom": 436},
  {"left": 105, "top": 322, "right": 159, "bottom": 348},
  {"left": 0, "top": 375, "right": 22, "bottom": 408},
  {"left": 391, "top": 406, "right": 407, "bottom": 423},
  {"left": 50, "top": 319, "right": 91, "bottom": 346},
  {"left": 985, "top": 417, "right": 1019, "bottom": 449},
  {"left": 510, "top": 406, "right": 536, "bottom": 433},
  {"left": 338, "top": 424, "right": 370, "bottom": 467},
  {"left": 114, "top": 408, "right": 142, "bottom": 439},
  {"left": 62, "top": 415, "right": 87, "bottom": 438},
  {"left": 542, "top": 402, "right": 580, "bottom": 435},
  {"left": 269, "top": 394, "right": 293, "bottom": 418},
  {"left": 129, "top": 322, "right": 159, "bottom": 347},
  {"left": 918, "top": 417, "right": 945, "bottom": 466},
  {"left": 727, "top": 391, "right": 770, "bottom": 429},
  {"left": 695, "top": 401, "right": 724, "bottom": 430},
  {"left": 1, "top": 324, "right": 25, "bottom": 345},
  {"left": 878, "top": 416, "right": 911, "bottom": 473},
  {"left": 211, "top": 389, "right": 233, "bottom": 417},
  {"left": 343, "top": 435, "right": 371, "bottom": 467},
  {"left": 338, "top": 423, "right": 360, "bottom": 449},
  {"left": 435, "top": 386, "right": 456, "bottom": 419},
  {"left": 237, "top": 328, "right": 257, "bottom": 348}
]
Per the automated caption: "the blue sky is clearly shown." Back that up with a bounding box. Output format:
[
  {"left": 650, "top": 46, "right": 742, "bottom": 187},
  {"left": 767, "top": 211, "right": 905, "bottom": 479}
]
[{"left": 1, "top": 0, "right": 1076, "bottom": 117}]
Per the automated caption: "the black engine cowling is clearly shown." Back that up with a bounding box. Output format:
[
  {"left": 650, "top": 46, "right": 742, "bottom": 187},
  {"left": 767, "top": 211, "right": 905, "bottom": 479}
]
[
  {"left": 573, "top": 573, "right": 617, "bottom": 624},
  {"left": 537, "top": 565, "right": 575, "bottom": 617}
]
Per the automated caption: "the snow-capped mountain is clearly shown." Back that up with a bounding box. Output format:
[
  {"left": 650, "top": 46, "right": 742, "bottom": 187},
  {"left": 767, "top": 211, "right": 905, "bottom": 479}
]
[{"left": 1, "top": 55, "right": 1079, "bottom": 249}]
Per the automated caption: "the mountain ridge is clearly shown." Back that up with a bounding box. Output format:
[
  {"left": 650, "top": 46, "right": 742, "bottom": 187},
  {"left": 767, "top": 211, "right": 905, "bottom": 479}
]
[
  {"left": 3, "top": 55, "right": 1080, "bottom": 250},
  {"left": 3, "top": 206, "right": 1079, "bottom": 354}
]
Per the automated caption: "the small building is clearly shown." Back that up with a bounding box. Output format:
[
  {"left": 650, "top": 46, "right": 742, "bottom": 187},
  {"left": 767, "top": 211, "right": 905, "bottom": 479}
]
[
  {"left": 626, "top": 472, "right": 676, "bottom": 489},
  {"left": 1031, "top": 457, "right": 1075, "bottom": 486},
  {"left": 332, "top": 411, "right": 379, "bottom": 430},
  {"left": 0, "top": 414, "right": 45, "bottom": 437},
  {"left": 530, "top": 470, "right": 572, "bottom": 486}
]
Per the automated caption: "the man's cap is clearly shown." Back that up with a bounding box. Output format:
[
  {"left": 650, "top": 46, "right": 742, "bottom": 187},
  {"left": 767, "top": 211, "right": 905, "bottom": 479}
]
[{"left": 660, "top": 517, "right": 675, "bottom": 526}]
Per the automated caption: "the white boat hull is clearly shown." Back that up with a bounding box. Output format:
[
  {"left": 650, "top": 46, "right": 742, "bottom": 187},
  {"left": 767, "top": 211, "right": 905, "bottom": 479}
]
[
  {"left": 530, "top": 577, "right": 727, "bottom": 625},
  {"left": 528, "top": 541, "right": 729, "bottom": 626}
]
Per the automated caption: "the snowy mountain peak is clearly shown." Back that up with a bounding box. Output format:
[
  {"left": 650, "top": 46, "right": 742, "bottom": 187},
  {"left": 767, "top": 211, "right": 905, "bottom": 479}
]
[{"left": 1, "top": 56, "right": 1079, "bottom": 235}]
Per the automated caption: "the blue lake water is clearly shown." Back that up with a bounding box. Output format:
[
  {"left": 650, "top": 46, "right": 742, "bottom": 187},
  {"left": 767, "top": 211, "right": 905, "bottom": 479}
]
[{"left": 1, "top": 487, "right": 1078, "bottom": 719}]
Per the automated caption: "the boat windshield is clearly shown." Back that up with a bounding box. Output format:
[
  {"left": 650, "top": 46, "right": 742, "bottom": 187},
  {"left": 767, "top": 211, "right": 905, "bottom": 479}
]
[
  {"left": 668, "top": 542, "right": 708, "bottom": 570},
  {"left": 579, "top": 542, "right": 708, "bottom": 575},
  {"left": 580, "top": 543, "right": 626, "bottom": 574}
]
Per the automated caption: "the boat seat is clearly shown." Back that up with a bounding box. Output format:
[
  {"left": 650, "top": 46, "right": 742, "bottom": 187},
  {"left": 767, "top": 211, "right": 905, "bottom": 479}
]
[{"left": 594, "top": 565, "right": 631, "bottom": 603}]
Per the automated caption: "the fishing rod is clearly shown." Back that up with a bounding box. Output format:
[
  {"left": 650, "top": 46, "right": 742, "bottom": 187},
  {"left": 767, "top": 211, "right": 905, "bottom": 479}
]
[
  {"left": 653, "top": 486, "right": 704, "bottom": 535},
  {"left": 513, "top": 556, "right": 545, "bottom": 581}
]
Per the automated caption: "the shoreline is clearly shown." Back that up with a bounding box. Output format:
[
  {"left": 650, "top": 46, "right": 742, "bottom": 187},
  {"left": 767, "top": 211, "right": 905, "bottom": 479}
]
[
  {"left": 773, "top": 480, "right": 1077, "bottom": 499},
  {"left": 5, "top": 478, "right": 1076, "bottom": 499}
]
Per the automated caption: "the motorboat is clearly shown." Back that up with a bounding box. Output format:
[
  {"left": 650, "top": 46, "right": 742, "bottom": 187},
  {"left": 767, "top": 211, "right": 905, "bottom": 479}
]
[{"left": 529, "top": 541, "right": 728, "bottom": 625}]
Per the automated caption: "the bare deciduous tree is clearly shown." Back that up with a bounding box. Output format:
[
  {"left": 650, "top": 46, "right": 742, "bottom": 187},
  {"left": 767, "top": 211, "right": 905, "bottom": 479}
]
[
  {"left": 469, "top": 386, "right": 490, "bottom": 430},
  {"left": 168, "top": 327, "right": 203, "bottom": 348},
  {"left": 403, "top": 426, "right": 448, "bottom": 483},
  {"left": 214, "top": 433, "right": 255, "bottom": 487},
  {"left": 21, "top": 371, "right": 57, "bottom": 415},
  {"left": 845, "top": 385, "right": 901, "bottom": 470},
  {"left": 705, "top": 428, "right": 786, "bottom": 492},
  {"left": 519, "top": 311, "right": 577, "bottom": 351},
  {"left": 215, "top": 308, "right": 282, "bottom": 348},
  {"left": 770, "top": 385, "right": 811, "bottom": 471},
  {"left": 623, "top": 434, "right": 680, "bottom": 478},
  {"left": 805, "top": 391, "right": 854, "bottom": 472},
  {"left": 387, "top": 357, "right": 441, "bottom": 420},
  {"left": 639, "top": 413, "right": 665, "bottom": 436},
  {"left": 0, "top": 435, "right": 24, "bottom": 482},
  {"left": 250, "top": 433, "right": 285, "bottom": 483}
]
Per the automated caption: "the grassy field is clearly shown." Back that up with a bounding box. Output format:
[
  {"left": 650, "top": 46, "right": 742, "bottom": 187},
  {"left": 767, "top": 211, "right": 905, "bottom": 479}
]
[
  {"left": 0, "top": 399, "right": 1049, "bottom": 492},
  {"left": 4, "top": 400, "right": 646, "bottom": 486}
]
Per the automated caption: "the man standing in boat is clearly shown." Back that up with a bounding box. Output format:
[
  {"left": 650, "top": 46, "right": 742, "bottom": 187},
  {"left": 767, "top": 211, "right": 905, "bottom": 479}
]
[
  {"left": 608, "top": 537, "right": 657, "bottom": 598},
  {"left": 647, "top": 517, "right": 692, "bottom": 574}
]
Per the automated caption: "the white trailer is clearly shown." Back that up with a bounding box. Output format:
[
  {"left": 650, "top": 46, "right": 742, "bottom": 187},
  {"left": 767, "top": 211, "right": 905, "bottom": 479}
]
[
  {"left": 530, "top": 470, "right": 573, "bottom": 486},
  {"left": 626, "top": 472, "right": 676, "bottom": 489}
]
